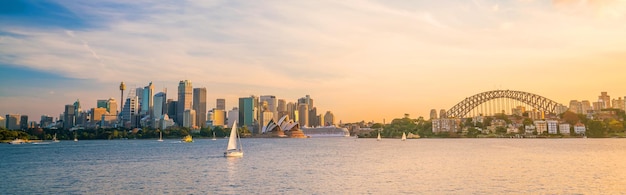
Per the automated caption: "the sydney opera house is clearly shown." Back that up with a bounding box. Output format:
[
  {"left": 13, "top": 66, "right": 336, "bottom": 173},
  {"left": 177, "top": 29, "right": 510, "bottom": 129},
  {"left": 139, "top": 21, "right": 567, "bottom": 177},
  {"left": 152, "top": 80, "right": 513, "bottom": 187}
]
[{"left": 260, "top": 115, "right": 307, "bottom": 138}]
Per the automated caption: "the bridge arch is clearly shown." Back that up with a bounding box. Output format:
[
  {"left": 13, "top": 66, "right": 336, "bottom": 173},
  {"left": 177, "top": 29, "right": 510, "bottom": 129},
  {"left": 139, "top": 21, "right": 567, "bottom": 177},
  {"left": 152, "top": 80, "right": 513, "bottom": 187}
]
[{"left": 445, "top": 90, "right": 563, "bottom": 118}]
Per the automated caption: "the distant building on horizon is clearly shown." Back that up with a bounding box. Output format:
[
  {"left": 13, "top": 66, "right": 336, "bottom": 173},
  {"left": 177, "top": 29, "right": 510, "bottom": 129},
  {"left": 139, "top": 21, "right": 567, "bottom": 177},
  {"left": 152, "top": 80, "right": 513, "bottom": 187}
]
[
  {"left": 193, "top": 87, "right": 207, "bottom": 128},
  {"left": 216, "top": 98, "right": 226, "bottom": 110},
  {"left": 177, "top": 80, "right": 192, "bottom": 126},
  {"left": 430, "top": 109, "right": 437, "bottom": 120},
  {"left": 5, "top": 114, "right": 20, "bottom": 130},
  {"left": 324, "top": 111, "right": 335, "bottom": 126},
  {"left": 239, "top": 96, "right": 259, "bottom": 133}
]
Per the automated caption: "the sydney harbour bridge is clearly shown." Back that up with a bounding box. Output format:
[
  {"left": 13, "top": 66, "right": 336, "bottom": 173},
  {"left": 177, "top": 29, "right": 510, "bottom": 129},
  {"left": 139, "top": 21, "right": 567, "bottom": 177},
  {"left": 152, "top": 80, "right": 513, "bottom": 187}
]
[{"left": 444, "top": 90, "right": 565, "bottom": 119}]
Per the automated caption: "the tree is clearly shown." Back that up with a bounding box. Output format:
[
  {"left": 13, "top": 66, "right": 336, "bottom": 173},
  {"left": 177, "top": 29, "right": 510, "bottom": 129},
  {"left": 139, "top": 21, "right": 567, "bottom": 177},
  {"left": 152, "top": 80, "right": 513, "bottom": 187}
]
[
  {"left": 561, "top": 111, "right": 579, "bottom": 126},
  {"left": 586, "top": 120, "right": 605, "bottom": 138},
  {"left": 495, "top": 126, "right": 507, "bottom": 134}
]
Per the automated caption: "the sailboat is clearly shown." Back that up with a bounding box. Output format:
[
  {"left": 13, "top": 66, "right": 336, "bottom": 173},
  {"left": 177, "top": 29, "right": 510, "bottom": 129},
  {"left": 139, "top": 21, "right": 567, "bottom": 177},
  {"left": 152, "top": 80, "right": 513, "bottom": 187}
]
[
  {"left": 52, "top": 133, "right": 60, "bottom": 142},
  {"left": 74, "top": 132, "right": 78, "bottom": 142},
  {"left": 224, "top": 121, "right": 243, "bottom": 157},
  {"left": 401, "top": 132, "right": 406, "bottom": 141},
  {"left": 158, "top": 131, "right": 164, "bottom": 142},
  {"left": 212, "top": 132, "right": 217, "bottom": 141},
  {"left": 377, "top": 131, "right": 381, "bottom": 141}
]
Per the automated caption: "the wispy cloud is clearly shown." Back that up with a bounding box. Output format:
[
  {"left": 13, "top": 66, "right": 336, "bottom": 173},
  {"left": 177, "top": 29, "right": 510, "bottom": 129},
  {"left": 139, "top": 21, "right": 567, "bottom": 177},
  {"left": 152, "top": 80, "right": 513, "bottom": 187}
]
[{"left": 1, "top": 0, "right": 626, "bottom": 121}]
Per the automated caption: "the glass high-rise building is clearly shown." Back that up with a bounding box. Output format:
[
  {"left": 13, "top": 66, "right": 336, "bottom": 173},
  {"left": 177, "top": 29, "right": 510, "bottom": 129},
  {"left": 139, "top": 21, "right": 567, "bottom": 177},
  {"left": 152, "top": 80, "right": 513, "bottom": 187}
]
[
  {"left": 154, "top": 92, "right": 166, "bottom": 120},
  {"left": 239, "top": 96, "right": 258, "bottom": 132},
  {"left": 177, "top": 80, "right": 192, "bottom": 125},
  {"left": 216, "top": 99, "right": 226, "bottom": 110},
  {"left": 260, "top": 95, "right": 277, "bottom": 121},
  {"left": 193, "top": 88, "right": 207, "bottom": 128},
  {"left": 142, "top": 82, "right": 154, "bottom": 118}
]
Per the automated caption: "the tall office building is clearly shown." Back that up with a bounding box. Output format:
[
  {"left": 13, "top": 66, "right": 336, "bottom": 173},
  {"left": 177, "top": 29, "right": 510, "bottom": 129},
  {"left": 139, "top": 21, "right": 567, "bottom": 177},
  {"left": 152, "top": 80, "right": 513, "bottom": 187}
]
[
  {"left": 0, "top": 116, "right": 5, "bottom": 129},
  {"left": 20, "top": 115, "right": 28, "bottom": 130},
  {"left": 598, "top": 92, "right": 611, "bottom": 109},
  {"left": 142, "top": 82, "right": 154, "bottom": 118},
  {"left": 286, "top": 102, "right": 296, "bottom": 122},
  {"left": 5, "top": 114, "right": 20, "bottom": 130},
  {"left": 277, "top": 99, "right": 287, "bottom": 118},
  {"left": 581, "top": 100, "right": 592, "bottom": 114},
  {"left": 167, "top": 99, "right": 177, "bottom": 125},
  {"left": 239, "top": 96, "right": 258, "bottom": 132},
  {"left": 177, "top": 80, "right": 192, "bottom": 125},
  {"left": 212, "top": 109, "right": 226, "bottom": 126},
  {"left": 91, "top": 108, "right": 107, "bottom": 123},
  {"left": 298, "top": 95, "right": 314, "bottom": 111},
  {"left": 323, "top": 111, "right": 335, "bottom": 126},
  {"left": 97, "top": 100, "right": 108, "bottom": 109},
  {"left": 227, "top": 107, "right": 239, "bottom": 128},
  {"left": 298, "top": 104, "right": 309, "bottom": 127},
  {"left": 107, "top": 98, "right": 118, "bottom": 115},
  {"left": 121, "top": 96, "right": 139, "bottom": 128},
  {"left": 135, "top": 88, "right": 143, "bottom": 111},
  {"left": 308, "top": 107, "right": 318, "bottom": 127},
  {"left": 183, "top": 109, "right": 196, "bottom": 128},
  {"left": 193, "top": 88, "right": 207, "bottom": 128},
  {"left": 154, "top": 92, "right": 166, "bottom": 120},
  {"left": 40, "top": 115, "right": 53, "bottom": 128},
  {"left": 216, "top": 99, "right": 226, "bottom": 110},
  {"left": 64, "top": 105, "right": 75, "bottom": 130},
  {"left": 430, "top": 109, "right": 438, "bottom": 120},
  {"left": 260, "top": 95, "right": 278, "bottom": 121},
  {"left": 568, "top": 100, "right": 581, "bottom": 114}
]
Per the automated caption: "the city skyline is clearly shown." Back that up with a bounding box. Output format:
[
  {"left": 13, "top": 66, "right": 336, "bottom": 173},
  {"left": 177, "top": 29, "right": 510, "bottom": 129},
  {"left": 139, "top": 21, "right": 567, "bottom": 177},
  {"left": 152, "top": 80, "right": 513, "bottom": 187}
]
[{"left": 2, "top": 1, "right": 626, "bottom": 122}]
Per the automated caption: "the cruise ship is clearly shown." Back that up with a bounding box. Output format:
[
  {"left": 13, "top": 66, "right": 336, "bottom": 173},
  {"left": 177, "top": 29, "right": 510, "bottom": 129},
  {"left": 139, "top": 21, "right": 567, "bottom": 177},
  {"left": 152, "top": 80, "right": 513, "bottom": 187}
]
[{"left": 301, "top": 126, "right": 350, "bottom": 137}]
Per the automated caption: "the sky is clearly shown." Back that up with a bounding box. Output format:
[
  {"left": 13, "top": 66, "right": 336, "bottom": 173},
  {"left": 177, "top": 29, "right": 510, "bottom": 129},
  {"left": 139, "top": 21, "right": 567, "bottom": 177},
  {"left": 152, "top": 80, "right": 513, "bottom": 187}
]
[{"left": 1, "top": 0, "right": 626, "bottom": 123}]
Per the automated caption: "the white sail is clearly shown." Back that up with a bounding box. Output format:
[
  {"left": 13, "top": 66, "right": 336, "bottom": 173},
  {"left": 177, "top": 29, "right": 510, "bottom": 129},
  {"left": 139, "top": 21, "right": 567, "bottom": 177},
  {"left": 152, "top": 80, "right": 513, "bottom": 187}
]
[
  {"left": 401, "top": 132, "right": 406, "bottom": 141},
  {"left": 227, "top": 121, "right": 238, "bottom": 150},
  {"left": 377, "top": 131, "right": 381, "bottom": 141}
]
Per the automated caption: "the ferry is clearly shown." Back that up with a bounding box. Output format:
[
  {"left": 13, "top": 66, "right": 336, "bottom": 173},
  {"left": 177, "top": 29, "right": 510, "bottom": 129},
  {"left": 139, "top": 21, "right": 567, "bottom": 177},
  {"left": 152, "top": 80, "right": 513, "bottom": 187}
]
[
  {"left": 301, "top": 126, "right": 350, "bottom": 137},
  {"left": 8, "top": 138, "right": 27, "bottom": 144}
]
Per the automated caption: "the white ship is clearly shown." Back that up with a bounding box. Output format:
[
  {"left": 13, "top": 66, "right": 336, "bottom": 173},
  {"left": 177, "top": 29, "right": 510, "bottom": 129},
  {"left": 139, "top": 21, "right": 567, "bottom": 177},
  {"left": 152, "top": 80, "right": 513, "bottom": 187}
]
[{"left": 301, "top": 126, "right": 350, "bottom": 137}]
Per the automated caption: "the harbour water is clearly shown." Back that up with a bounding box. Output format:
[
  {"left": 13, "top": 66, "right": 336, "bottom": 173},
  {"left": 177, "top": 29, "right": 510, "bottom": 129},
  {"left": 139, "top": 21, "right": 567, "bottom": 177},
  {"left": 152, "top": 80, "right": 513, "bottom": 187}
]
[{"left": 1, "top": 138, "right": 625, "bottom": 194}]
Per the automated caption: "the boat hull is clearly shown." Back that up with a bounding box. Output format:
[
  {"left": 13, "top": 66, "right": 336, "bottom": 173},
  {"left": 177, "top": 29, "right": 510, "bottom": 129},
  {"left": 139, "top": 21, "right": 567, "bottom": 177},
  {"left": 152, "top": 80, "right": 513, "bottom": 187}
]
[{"left": 224, "top": 151, "right": 243, "bottom": 157}]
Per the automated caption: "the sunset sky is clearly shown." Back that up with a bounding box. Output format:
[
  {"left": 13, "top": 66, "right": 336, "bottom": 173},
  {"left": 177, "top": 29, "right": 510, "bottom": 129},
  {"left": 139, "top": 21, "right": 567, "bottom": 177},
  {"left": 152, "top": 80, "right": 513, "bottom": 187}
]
[{"left": 1, "top": 0, "right": 626, "bottom": 123}]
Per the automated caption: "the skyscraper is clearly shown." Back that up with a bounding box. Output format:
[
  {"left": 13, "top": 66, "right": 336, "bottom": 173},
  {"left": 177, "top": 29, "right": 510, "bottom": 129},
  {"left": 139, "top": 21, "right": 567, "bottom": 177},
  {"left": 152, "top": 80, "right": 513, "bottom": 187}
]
[
  {"left": 430, "top": 109, "right": 438, "bottom": 120},
  {"left": 177, "top": 80, "right": 192, "bottom": 125},
  {"left": 193, "top": 88, "right": 207, "bottom": 128},
  {"left": 227, "top": 107, "right": 239, "bottom": 128},
  {"left": 598, "top": 92, "right": 611, "bottom": 109},
  {"left": 5, "top": 114, "right": 20, "bottom": 130},
  {"left": 107, "top": 98, "right": 118, "bottom": 116},
  {"left": 64, "top": 105, "right": 75, "bottom": 130},
  {"left": 260, "top": 95, "right": 278, "bottom": 121},
  {"left": 308, "top": 107, "right": 318, "bottom": 127},
  {"left": 97, "top": 100, "right": 108, "bottom": 109},
  {"left": 142, "top": 82, "right": 154, "bottom": 118},
  {"left": 323, "top": 111, "right": 335, "bottom": 126},
  {"left": 298, "top": 104, "right": 309, "bottom": 127},
  {"left": 298, "top": 95, "right": 314, "bottom": 111},
  {"left": 239, "top": 96, "right": 258, "bottom": 132},
  {"left": 277, "top": 99, "right": 287, "bottom": 119},
  {"left": 154, "top": 92, "right": 166, "bottom": 120},
  {"left": 216, "top": 98, "right": 226, "bottom": 110},
  {"left": 20, "top": 115, "right": 28, "bottom": 130}
]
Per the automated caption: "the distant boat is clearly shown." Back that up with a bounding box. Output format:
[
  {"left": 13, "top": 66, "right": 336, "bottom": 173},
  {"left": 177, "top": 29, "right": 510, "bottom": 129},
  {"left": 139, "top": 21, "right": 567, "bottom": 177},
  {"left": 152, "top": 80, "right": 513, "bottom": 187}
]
[
  {"left": 52, "top": 133, "right": 60, "bottom": 142},
  {"left": 158, "top": 131, "right": 164, "bottom": 142},
  {"left": 212, "top": 132, "right": 217, "bottom": 141},
  {"left": 9, "top": 138, "right": 27, "bottom": 144},
  {"left": 74, "top": 132, "right": 78, "bottom": 142},
  {"left": 377, "top": 131, "right": 381, "bottom": 141},
  {"left": 401, "top": 132, "right": 406, "bottom": 141},
  {"left": 224, "top": 121, "right": 243, "bottom": 157},
  {"left": 182, "top": 135, "right": 193, "bottom": 143}
]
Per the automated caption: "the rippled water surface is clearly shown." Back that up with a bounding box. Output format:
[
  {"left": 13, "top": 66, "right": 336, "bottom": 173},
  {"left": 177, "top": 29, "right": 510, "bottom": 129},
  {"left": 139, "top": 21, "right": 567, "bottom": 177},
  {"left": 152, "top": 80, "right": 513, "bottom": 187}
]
[{"left": 2, "top": 138, "right": 625, "bottom": 194}]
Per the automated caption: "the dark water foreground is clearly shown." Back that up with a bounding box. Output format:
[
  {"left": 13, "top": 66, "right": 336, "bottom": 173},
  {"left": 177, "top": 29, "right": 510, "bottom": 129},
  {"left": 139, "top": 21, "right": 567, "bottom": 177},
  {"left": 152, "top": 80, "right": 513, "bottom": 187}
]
[{"left": 1, "top": 138, "right": 625, "bottom": 194}]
